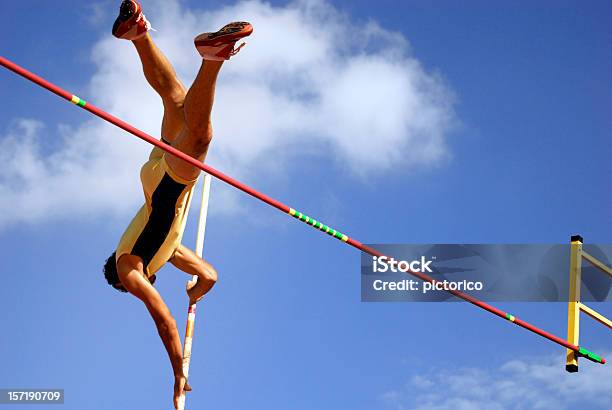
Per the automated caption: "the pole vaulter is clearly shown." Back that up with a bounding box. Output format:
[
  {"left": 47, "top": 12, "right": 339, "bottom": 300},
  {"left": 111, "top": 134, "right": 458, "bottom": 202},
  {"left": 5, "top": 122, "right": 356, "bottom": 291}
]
[{"left": 0, "top": 55, "right": 605, "bottom": 366}]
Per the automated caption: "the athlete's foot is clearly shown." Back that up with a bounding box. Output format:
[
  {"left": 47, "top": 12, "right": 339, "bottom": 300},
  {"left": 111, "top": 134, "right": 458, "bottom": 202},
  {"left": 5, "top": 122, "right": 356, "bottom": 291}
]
[
  {"left": 194, "top": 22, "right": 253, "bottom": 61},
  {"left": 112, "top": 0, "right": 151, "bottom": 40}
]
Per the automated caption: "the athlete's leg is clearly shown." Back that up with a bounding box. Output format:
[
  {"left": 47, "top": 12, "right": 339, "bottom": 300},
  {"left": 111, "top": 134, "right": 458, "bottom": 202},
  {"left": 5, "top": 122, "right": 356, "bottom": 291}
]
[
  {"left": 164, "top": 22, "right": 253, "bottom": 181},
  {"left": 112, "top": 1, "right": 186, "bottom": 141},
  {"left": 132, "top": 34, "right": 187, "bottom": 141},
  {"left": 165, "top": 59, "right": 223, "bottom": 181}
]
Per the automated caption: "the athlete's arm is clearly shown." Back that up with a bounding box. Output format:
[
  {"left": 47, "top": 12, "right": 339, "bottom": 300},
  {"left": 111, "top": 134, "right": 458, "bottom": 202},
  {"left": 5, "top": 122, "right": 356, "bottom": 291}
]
[
  {"left": 116, "top": 255, "right": 191, "bottom": 408},
  {"left": 170, "top": 245, "right": 218, "bottom": 305}
]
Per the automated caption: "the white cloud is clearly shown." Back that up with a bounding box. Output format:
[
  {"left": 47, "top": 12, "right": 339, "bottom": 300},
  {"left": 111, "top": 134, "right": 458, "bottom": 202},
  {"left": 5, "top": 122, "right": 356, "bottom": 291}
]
[
  {"left": 381, "top": 353, "right": 612, "bottom": 410},
  {"left": 0, "top": 0, "right": 456, "bottom": 228}
]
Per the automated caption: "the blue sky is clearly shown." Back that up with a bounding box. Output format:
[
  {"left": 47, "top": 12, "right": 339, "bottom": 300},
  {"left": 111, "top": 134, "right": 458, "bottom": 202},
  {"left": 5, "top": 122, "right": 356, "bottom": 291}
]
[{"left": 0, "top": 1, "right": 610, "bottom": 409}]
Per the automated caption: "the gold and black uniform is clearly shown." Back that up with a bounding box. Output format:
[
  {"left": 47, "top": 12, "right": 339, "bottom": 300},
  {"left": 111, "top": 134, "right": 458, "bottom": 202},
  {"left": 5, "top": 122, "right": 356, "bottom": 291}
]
[{"left": 116, "top": 143, "right": 197, "bottom": 277}]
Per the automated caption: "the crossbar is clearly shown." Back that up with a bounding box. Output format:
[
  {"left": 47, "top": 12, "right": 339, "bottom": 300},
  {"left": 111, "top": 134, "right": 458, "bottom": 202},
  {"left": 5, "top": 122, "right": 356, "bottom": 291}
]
[{"left": 0, "top": 55, "right": 605, "bottom": 366}]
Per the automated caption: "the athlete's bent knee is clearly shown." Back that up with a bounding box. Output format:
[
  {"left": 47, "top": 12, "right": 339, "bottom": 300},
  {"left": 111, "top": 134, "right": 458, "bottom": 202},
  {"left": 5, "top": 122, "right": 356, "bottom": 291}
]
[{"left": 164, "top": 88, "right": 186, "bottom": 111}]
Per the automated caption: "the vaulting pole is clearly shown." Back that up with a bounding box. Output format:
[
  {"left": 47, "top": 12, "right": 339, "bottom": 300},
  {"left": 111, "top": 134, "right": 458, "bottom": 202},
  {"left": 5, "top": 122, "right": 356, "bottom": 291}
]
[
  {"left": 0, "top": 56, "right": 605, "bottom": 366},
  {"left": 178, "top": 174, "right": 212, "bottom": 410}
]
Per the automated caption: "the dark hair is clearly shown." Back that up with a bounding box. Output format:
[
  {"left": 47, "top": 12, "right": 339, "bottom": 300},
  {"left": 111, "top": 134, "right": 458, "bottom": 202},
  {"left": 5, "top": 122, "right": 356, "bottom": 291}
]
[
  {"left": 103, "top": 251, "right": 156, "bottom": 293},
  {"left": 104, "top": 251, "right": 127, "bottom": 293}
]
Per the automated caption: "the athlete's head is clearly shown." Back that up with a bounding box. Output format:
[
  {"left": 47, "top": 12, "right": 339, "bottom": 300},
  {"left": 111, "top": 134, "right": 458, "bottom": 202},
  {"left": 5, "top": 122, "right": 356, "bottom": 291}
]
[
  {"left": 103, "top": 251, "right": 127, "bottom": 293},
  {"left": 103, "top": 252, "right": 157, "bottom": 293}
]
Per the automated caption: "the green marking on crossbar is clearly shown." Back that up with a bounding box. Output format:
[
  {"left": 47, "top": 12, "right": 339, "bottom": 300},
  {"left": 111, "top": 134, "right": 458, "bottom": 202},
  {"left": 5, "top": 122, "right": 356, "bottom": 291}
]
[
  {"left": 579, "top": 347, "right": 605, "bottom": 364},
  {"left": 289, "top": 208, "right": 348, "bottom": 242},
  {"left": 71, "top": 95, "right": 86, "bottom": 107}
]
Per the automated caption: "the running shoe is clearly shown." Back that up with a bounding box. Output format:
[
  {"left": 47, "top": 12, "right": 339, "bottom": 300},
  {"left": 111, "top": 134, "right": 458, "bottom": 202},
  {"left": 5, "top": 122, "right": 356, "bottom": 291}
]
[
  {"left": 194, "top": 22, "right": 253, "bottom": 61},
  {"left": 112, "top": 0, "right": 151, "bottom": 40}
]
